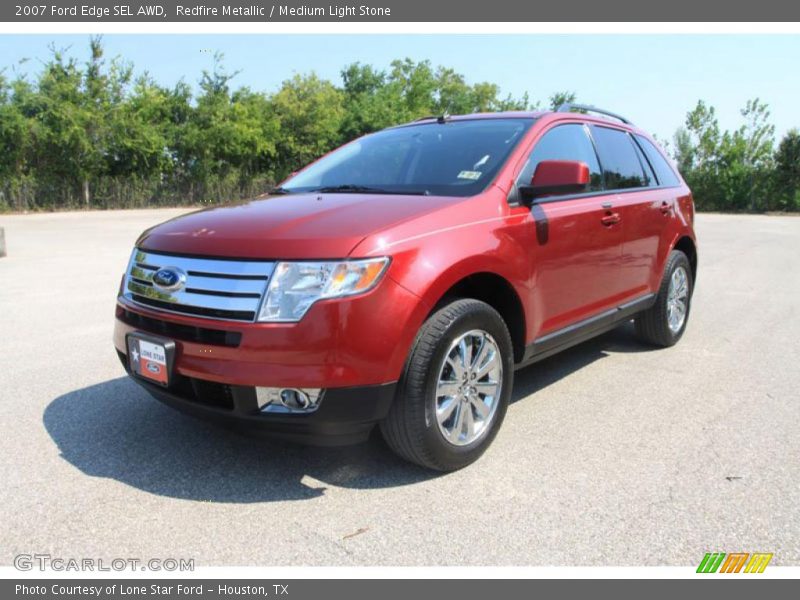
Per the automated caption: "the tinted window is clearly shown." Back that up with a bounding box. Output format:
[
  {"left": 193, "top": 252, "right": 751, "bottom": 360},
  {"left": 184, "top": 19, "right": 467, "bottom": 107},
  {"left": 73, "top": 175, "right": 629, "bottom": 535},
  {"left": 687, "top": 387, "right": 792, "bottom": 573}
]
[
  {"left": 517, "top": 124, "right": 603, "bottom": 192},
  {"left": 632, "top": 138, "right": 656, "bottom": 187},
  {"left": 591, "top": 126, "right": 648, "bottom": 190},
  {"left": 283, "top": 118, "right": 534, "bottom": 197},
  {"left": 634, "top": 135, "right": 682, "bottom": 187}
]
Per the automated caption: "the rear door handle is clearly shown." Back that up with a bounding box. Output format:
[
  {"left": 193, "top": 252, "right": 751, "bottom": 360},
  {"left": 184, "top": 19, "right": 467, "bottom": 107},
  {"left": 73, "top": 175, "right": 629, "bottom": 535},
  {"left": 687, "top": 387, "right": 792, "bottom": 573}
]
[
  {"left": 601, "top": 213, "right": 621, "bottom": 226},
  {"left": 660, "top": 201, "right": 672, "bottom": 215}
]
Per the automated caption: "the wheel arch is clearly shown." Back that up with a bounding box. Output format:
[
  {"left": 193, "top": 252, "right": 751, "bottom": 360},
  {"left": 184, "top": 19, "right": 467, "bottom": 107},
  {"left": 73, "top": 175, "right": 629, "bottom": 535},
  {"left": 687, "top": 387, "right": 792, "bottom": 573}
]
[
  {"left": 427, "top": 271, "right": 527, "bottom": 363},
  {"left": 672, "top": 235, "right": 698, "bottom": 284}
]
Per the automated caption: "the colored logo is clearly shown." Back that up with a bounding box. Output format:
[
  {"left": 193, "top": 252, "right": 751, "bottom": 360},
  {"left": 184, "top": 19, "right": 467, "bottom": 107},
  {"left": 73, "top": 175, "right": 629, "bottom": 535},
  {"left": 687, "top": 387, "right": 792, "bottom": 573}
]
[
  {"left": 697, "top": 552, "right": 773, "bottom": 573},
  {"left": 152, "top": 267, "right": 186, "bottom": 292}
]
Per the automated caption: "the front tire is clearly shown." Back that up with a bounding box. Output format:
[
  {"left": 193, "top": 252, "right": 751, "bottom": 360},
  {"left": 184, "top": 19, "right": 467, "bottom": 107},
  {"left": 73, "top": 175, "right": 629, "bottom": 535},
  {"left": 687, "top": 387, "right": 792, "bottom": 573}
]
[
  {"left": 634, "top": 250, "right": 693, "bottom": 347},
  {"left": 380, "top": 299, "right": 514, "bottom": 471}
]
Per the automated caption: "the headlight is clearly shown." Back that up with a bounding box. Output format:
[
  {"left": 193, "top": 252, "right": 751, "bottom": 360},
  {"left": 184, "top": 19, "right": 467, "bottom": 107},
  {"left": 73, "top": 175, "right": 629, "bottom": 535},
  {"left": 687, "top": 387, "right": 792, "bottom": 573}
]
[{"left": 257, "top": 257, "right": 390, "bottom": 322}]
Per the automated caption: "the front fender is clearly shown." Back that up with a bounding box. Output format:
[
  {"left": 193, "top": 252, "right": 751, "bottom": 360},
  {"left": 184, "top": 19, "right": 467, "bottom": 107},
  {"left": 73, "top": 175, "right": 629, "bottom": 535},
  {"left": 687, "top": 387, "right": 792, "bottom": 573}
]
[{"left": 358, "top": 214, "right": 533, "bottom": 346}]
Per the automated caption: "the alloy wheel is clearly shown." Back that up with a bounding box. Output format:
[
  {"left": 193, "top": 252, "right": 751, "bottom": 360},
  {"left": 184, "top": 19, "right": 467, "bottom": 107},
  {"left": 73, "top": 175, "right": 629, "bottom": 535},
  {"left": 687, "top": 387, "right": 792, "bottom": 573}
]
[
  {"left": 667, "top": 266, "right": 689, "bottom": 334},
  {"left": 434, "top": 329, "right": 503, "bottom": 446}
]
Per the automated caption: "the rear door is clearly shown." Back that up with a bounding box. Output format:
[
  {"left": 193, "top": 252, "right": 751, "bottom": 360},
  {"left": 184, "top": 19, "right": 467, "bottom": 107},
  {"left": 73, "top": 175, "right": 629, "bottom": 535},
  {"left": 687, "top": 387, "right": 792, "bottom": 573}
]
[
  {"left": 511, "top": 123, "right": 625, "bottom": 338},
  {"left": 631, "top": 134, "right": 686, "bottom": 292},
  {"left": 589, "top": 125, "right": 677, "bottom": 300}
]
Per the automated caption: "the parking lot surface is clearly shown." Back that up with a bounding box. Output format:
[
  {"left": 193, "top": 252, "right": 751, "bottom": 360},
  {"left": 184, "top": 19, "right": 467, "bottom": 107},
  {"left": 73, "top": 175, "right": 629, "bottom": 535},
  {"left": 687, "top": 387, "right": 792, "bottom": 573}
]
[{"left": 0, "top": 210, "right": 798, "bottom": 566}]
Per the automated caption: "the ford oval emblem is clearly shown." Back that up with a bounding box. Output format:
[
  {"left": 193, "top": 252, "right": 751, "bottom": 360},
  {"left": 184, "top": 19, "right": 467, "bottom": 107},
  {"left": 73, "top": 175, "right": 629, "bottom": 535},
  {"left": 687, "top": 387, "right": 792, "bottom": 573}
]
[{"left": 152, "top": 267, "right": 186, "bottom": 292}]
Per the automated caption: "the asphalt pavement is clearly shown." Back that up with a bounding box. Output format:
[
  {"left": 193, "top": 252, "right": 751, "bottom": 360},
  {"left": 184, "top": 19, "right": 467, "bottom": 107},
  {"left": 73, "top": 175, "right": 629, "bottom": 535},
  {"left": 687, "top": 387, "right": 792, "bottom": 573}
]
[{"left": 0, "top": 209, "right": 798, "bottom": 566}]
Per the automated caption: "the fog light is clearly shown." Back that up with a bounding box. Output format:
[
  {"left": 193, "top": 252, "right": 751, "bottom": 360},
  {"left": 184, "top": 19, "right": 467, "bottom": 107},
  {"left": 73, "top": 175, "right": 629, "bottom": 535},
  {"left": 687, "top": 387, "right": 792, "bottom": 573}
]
[
  {"left": 256, "top": 387, "right": 323, "bottom": 413},
  {"left": 280, "top": 388, "right": 309, "bottom": 410}
]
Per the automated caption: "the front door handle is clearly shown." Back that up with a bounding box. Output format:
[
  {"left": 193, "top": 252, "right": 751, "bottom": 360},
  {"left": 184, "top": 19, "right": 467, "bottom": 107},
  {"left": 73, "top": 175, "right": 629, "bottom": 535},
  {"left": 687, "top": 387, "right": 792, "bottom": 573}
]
[{"left": 601, "top": 212, "right": 621, "bottom": 226}]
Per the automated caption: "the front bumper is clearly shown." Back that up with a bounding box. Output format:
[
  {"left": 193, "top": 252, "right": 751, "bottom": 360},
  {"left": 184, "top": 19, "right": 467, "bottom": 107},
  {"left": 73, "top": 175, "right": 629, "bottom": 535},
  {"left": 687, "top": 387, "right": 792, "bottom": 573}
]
[
  {"left": 113, "top": 274, "right": 427, "bottom": 388},
  {"left": 117, "top": 350, "right": 396, "bottom": 445},
  {"left": 113, "top": 274, "right": 427, "bottom": 444}
]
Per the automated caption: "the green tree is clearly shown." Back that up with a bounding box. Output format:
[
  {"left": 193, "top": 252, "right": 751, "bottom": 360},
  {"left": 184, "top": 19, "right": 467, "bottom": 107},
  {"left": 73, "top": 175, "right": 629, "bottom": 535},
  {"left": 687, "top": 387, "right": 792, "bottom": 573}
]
[
  {"left": 432, "top": 66, "right": 471, "bottom": 114},
  {"left": 549, "top": 91, "right": 577, "bottom": 111},
  {"left": 676, "top": 99, "right": 777, "bottom": 211},
  {"left": 774, "top": 129, "right": 800, "bottom": 210},
  {"left": 672, "top": 127, "right": 694, "bottom": 175},
  {"left": 82, "top": 36, "right": 133, "bottom": 204},
  {"left": 496, "top": 91, "right": 533, "bottom": 111},
  {"left": 29, "top": 46, "right": 93, "bottom": 205},
  {"left": 340, "top": 59, "right": 531, "bottom": 141},
  {"left": 2, "top": 36, "right": 796, "bottom": 214},
  {"left": 684, "top": 100, "right": 720, "bottom": 166},
  {"left": 340, "top": 62, "right": 397, "bottom": 139},
  {"left": 737, "top": 98, "right": 775, "bottom": 210},
  {"left": 0, "top": 74, "right": 27, "bottom": 180},
  {"left": 468, "top": 81, "right": 502, "bottom": 112},
  {"left": 181, "top": 55, "right": 280, "bottom": 200},
  {"left": 680, "top": 101, "right": 724, "bottom": 210},
  {"left": 387, "top": 58, "right": 437, "bottom": 120},
  {"left": 271, "top": 73, "right": 344, "bottom": 179}
]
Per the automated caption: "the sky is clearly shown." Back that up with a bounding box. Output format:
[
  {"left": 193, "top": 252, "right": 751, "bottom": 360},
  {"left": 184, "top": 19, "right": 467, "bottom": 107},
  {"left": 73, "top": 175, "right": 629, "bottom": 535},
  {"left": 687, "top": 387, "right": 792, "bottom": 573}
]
[{"left": 1, "top": 34, "right": 798, "bottom": 143}]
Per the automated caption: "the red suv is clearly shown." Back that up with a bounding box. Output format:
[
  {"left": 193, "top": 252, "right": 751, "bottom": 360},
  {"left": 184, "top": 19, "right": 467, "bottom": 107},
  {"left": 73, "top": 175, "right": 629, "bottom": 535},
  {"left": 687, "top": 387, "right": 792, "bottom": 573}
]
[{"left": 114, "top": 105, "right": 697, "bottom": 471}]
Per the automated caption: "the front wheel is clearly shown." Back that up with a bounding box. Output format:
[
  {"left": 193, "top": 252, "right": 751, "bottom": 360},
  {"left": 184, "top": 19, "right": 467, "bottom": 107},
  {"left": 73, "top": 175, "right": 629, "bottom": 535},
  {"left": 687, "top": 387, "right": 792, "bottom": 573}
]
[
  {"left": 380, "top": 299, "right": 515, "bottom": 471},
  {"left": 634, "top": 250, "right": 693, "bottom": 347}
]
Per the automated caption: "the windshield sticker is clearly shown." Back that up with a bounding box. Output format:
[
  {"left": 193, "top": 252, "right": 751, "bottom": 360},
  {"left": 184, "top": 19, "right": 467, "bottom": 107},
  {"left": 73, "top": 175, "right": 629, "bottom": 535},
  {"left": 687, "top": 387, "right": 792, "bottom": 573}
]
[{"left": 457, "top": 170, "right": 482, "bottom": 180}]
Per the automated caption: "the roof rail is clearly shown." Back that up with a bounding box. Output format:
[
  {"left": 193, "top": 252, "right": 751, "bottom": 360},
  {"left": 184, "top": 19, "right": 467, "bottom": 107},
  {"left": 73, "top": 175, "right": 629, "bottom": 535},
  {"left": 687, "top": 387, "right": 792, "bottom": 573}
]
[{"left": 556, "top": 103, "right": 632, "bottom": 125}]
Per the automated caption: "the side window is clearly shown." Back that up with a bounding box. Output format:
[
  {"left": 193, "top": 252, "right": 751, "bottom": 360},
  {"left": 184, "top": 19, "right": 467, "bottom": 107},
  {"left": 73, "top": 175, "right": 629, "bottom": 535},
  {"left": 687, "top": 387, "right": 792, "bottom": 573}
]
[
  {"left": 517, "top": 124, "right": 603, "bottom": 192},
  {"left": 591, "top": 126, "right": 648, "bottom": 190},
  {"left": 634, "top": 135, "right": 682, "bottom": 187}
]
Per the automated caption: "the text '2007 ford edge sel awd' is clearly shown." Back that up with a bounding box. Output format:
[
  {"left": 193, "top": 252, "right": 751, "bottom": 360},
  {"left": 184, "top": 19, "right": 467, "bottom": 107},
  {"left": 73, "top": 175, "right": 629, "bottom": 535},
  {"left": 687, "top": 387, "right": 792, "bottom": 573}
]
[{"left": 114, "top": 104, "right": 697, "bottom": 471}]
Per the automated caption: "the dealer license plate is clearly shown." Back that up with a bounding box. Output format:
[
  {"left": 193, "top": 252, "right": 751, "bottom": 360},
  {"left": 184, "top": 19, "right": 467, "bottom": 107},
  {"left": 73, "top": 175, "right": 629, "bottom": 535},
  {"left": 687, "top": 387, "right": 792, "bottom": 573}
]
[{"left": 127, "top": 334, "right": 174, "bottom": 387}]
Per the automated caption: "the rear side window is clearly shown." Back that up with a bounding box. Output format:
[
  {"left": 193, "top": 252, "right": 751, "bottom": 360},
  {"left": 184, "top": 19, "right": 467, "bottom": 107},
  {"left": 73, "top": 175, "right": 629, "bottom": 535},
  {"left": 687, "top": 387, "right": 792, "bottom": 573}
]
[
  {"left": 591, "top": 126, "right": 648, "bottom": 190},
  {"left": 634, "top": 135, "right": 682, "bottom": 187},
  {"left": 518, "top": 124, "right": 603, "bottom": 192}
]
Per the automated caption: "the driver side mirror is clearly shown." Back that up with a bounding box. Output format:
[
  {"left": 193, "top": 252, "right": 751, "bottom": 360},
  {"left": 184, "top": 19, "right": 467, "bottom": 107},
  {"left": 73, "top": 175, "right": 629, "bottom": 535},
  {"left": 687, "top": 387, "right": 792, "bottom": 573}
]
[{"left": 518, "top": 160, "right": 590, "bottom": 205}]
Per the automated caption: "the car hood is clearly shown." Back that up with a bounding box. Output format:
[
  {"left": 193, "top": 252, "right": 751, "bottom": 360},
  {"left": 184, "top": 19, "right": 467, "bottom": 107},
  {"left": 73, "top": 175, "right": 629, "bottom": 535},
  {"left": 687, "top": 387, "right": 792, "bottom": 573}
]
[{"left": 137, "top": 192, "right": 463, "bottom": 259}]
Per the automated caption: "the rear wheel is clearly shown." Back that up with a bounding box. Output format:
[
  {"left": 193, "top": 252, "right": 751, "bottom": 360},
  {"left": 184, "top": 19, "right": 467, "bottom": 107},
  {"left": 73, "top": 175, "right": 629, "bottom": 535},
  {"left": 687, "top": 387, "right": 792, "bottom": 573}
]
[
  {"left": 634, "top": 250, "right": 693, "bottom": 347},
  {"left": 380, "top": 299, "right": 514, "bottom": 471}
]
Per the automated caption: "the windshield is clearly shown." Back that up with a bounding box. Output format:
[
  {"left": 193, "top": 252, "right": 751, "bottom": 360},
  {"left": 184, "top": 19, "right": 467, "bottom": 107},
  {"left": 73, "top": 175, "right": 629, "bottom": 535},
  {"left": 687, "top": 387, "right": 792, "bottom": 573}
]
[{"left": 281, "top": 118, "right": 534, "bottom": 197}]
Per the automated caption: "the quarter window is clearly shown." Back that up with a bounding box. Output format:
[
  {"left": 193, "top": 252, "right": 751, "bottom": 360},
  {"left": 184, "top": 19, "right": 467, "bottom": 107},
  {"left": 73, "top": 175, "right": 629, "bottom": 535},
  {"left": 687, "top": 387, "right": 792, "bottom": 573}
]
[
  {"left": 517, "top": 124, "right": 603, "bottom": 192},
  {"left": 631, "top": 137, "right": 656, "bottom": 187},
  {"left": 591, "top": 126, "right": 648, "bottom": 190},
  {"left": 634, "top": 135, "right": 682, "bottom": 187}
]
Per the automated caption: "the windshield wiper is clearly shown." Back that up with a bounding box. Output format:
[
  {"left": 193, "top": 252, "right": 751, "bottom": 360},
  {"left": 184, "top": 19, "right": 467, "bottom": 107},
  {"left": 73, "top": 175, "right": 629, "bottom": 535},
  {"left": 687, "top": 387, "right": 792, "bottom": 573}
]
[{"left": 313, "top": 185, "right": 429, "bottom": 195}]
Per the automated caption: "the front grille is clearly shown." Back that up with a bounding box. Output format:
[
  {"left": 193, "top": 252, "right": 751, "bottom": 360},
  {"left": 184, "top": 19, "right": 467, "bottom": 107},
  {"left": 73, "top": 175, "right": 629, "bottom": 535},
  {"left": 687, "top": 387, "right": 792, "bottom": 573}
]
[
  {"left": 123, "top": 249, "right": 275, "bottom": 322},
  {"left": 118, "top": 308, "right": 242, "bottom": 347}
]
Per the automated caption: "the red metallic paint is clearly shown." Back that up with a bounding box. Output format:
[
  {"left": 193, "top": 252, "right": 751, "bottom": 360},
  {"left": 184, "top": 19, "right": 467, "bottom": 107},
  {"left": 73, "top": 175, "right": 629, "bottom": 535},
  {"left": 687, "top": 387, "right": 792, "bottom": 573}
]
[
  {"left": 115, "top": 111, "right": 697, "bottom": 392},
  {"left": 530, "top": 159, "right": 590, "bottom": 188},
  {"left": 135, "top": 192, "right": 465, "bottom": 259}
]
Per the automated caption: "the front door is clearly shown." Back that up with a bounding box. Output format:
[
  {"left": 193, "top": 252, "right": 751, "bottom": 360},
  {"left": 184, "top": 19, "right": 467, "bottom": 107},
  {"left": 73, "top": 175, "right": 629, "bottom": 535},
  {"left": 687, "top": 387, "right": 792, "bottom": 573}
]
[{"left": 511, "top": 122, "right": 626, "bottom": 338}]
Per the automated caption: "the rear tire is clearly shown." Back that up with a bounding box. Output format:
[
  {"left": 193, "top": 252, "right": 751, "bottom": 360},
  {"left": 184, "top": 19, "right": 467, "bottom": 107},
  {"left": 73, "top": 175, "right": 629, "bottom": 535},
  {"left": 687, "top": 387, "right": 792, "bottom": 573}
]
[
  {"left": 634, "top": 250, "right": 693, "bottom": 347},
  {"left": 380, "top": 299, "right": 514, "bottom": 471}
]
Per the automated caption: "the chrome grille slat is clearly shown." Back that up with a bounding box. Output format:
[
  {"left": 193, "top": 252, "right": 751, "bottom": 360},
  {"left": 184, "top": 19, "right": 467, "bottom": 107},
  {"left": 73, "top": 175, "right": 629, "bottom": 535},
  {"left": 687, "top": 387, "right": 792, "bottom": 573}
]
[
  {"left": 123, "top": 249, "right": 274, "bottom": 322},
  {"left": 127, "top": 281, "right": 263, "bottom": 312},
  {"left": 131, "top": 250, "right": 274, "bottom": 277},
  {"left": 130, "top": 268, "right": 268, "bottom": 295}
]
